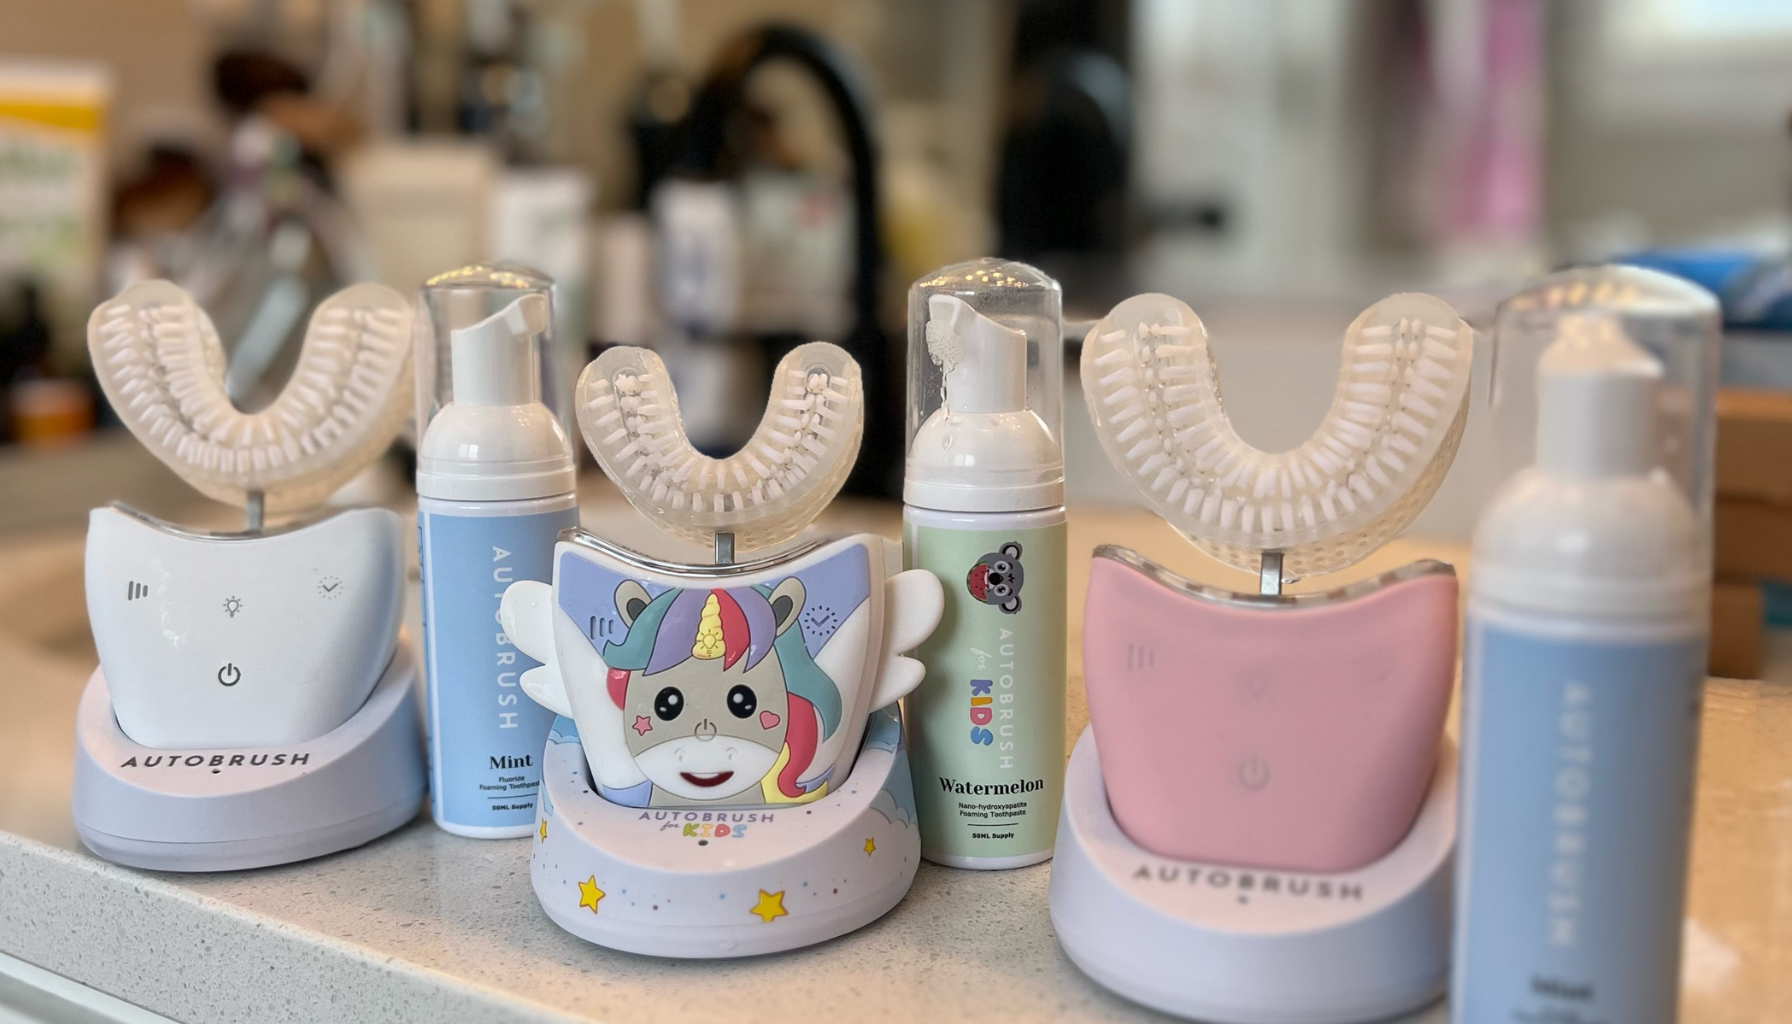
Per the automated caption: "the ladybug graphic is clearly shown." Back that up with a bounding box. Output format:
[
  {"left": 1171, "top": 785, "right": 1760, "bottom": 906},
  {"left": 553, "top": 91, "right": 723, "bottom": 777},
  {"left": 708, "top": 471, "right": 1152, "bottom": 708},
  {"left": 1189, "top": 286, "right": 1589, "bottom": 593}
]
[{"left": 966, "top": 542, "right": 1024, "bottom": 614}]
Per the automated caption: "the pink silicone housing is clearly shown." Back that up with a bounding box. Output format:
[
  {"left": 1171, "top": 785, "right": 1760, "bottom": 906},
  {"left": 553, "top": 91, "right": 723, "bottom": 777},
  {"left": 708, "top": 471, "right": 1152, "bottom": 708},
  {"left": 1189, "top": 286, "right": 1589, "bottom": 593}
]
[{"left": 1082, "top": 552, "right": 1457, "bottom": 874}]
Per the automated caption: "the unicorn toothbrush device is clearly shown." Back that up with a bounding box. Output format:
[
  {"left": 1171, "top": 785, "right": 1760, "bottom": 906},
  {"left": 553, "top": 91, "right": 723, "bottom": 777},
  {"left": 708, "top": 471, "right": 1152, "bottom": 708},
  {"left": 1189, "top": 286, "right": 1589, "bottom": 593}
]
[
  {"left": 499, "top": 341, "right": 944, "bottom": 958},
  {"left": 73, "top": 280, "right": 425, "bottom": 872},
  {"left": 1049, "top": 292, "right": 1475, "bottom": 1023}
]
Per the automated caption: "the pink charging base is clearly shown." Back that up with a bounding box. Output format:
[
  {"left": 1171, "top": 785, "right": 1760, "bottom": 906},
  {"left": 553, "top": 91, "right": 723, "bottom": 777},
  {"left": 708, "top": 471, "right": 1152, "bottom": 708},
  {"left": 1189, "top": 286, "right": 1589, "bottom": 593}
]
[{"left": 1082, "top": 551, "right": 1457, "bottom": 875}]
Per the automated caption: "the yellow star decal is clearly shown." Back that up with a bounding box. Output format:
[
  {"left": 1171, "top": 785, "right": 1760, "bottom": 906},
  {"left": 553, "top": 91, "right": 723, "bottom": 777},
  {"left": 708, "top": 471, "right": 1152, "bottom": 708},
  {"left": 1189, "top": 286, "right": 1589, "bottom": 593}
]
[
  {"left": 749, "top": 889, "right": 787, "bottom": 923},
  {"left": 577, "top": 876, "right": 604, "bottom": 914},
  {"left": 538, "top": 818, "right": 548, "bottom": 841},
  {"left": 863, "top": 837, "right": 876, "bottom": 855}
]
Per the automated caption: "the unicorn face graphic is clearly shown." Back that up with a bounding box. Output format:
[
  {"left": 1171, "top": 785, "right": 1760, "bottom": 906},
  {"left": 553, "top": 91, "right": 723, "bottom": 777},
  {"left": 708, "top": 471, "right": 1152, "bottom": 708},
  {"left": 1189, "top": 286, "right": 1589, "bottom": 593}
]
[
  {"left": 503, "top": 533, "right": 942, "bottom": 812},
  {"left": 605, "top": 579, "right": 812, "bottom": 803}
]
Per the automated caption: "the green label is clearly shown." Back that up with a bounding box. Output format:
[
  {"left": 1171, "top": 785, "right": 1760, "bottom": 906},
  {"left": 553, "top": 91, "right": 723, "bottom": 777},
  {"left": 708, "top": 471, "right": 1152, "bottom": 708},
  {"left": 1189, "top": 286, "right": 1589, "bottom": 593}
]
[{"left": 902, "top": 518, "right": 1067, "bottom": 862}]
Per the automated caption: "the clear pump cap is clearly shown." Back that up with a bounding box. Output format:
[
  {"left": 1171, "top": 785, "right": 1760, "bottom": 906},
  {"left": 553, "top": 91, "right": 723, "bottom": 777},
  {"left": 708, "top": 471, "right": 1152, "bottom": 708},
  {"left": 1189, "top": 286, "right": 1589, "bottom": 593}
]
[
  {"left": 415, "top": 263, "right": 576, "bottom": 501},
  {"left": 1490, "top": 264, "right": 1720, "bottom": 529},
  {"left": 905, "top": 259, "right": 1064, "bottom": 512}
]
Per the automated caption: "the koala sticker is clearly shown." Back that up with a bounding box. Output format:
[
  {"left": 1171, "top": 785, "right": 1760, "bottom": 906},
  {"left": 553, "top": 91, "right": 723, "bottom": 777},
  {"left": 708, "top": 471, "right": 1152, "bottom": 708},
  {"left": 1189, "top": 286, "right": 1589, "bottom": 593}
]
[{"left": 966, "top": 542, "right": 1024, "bottom": 614}]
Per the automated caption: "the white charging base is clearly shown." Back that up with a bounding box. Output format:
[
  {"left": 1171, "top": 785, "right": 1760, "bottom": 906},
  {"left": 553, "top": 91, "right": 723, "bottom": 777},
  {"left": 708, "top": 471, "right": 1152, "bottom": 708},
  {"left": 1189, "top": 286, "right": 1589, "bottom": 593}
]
[
  {"left": 72, "top": 645, "right": 425, "bottom": 872},
  {"left": 1050, "top": 726, "right": 1456, "bottom": 1024},
  {"left": 531, "top": 705, "right": 920, "bottom": 958}
]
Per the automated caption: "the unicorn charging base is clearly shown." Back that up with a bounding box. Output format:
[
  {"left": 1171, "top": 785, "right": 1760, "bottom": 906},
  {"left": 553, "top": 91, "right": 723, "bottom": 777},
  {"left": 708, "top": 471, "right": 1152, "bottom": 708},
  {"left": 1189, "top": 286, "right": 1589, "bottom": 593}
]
[
  {"left": 1049, "top": 293, "right": 1474, "bottom": 1023},
  {"left": 500, "top": 342, "right": 944, "bottom": 957},
  {"left": 73, "top": 281, "right": 424, "bottom": 872}
]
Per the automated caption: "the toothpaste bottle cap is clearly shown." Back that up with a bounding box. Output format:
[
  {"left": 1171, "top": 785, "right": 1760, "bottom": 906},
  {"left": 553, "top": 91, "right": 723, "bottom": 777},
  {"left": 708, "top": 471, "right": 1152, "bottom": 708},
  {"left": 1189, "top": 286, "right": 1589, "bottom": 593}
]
[{"left": 419, "top": 293, "right": 576, "bottom": 502}]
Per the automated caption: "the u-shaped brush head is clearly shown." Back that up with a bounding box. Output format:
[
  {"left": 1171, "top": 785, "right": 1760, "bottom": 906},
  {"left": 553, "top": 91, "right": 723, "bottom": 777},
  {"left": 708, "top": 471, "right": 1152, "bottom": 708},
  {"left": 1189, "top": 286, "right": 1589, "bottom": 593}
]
[
  {"left": 88, "top": 280, "right": 414, "bottom": 514},
  {"left": 1082, "top": 293, "right": 1474, "bottom": 578},
  {"left": 577, "top": 342, "right": 864, "bottom": 552}
]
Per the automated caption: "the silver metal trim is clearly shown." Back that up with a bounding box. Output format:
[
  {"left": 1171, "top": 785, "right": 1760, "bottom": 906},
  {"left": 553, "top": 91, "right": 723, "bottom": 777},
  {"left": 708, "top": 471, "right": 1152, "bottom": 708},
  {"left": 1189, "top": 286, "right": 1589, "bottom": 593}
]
[
  {"left": 1259, "top": 551, "right": 1284, "bottom": 596},
  {"left": 559, "top": 527, "right": 827, "bottom": 579},
  {"left": 105, "top": 502, "right": 351, "bottom": 541},
  {"left": 1094, "top": 545, "right": 1455, "bottom": 610},
  {"left": 244, "top": 490, "right": 265, "bottom": 533}
]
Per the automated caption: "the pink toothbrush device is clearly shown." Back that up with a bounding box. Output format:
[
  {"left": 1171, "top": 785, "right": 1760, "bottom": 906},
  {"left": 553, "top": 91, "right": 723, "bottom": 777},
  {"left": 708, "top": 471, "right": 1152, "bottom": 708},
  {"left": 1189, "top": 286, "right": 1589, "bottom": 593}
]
[{"left": 1051, "top": 292, "right": 1475, "bottom": 1024}]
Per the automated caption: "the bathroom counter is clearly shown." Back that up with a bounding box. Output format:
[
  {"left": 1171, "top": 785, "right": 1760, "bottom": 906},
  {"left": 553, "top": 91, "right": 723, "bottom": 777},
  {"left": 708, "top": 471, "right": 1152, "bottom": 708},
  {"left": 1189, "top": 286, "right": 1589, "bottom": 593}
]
[{"left": 0, "top": 496, "right": 1788, "bottom": 1023}]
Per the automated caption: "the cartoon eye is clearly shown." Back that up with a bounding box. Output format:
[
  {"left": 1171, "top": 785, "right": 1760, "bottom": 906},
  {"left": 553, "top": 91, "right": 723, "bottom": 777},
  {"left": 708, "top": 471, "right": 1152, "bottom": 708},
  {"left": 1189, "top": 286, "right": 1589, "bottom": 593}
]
[
  {"left": 993, "top": 560, "right": 1011, "bottom": 573},
  {"left": 654, "top": 687, "right": 684, "bottom": 720},
  {"left": 726, "top": 685, "right": 757, "bottom": 718},
  {"left": 990, "top": 582, "right": 1010, "bottom": 598}
]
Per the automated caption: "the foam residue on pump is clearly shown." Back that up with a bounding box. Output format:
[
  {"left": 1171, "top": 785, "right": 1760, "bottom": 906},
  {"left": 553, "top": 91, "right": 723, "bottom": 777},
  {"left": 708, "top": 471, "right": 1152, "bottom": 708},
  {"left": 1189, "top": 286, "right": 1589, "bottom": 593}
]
[{"left": 925, "top": 306, "right": 964, "bottom": 435}]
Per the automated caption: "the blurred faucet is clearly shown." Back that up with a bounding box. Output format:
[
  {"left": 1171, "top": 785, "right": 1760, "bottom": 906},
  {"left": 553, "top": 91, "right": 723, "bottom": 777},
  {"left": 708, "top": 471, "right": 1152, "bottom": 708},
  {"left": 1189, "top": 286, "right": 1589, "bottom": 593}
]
[{"left": 655, "top": 23, "right": 898, "bottom": 497}]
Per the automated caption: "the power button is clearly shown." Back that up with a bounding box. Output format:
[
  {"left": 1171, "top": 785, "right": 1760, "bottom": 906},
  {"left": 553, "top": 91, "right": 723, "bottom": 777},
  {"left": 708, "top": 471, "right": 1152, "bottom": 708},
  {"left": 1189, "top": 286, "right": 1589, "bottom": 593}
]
[{"left": 218, "top": 663, "right": 242, "bottom": 687}]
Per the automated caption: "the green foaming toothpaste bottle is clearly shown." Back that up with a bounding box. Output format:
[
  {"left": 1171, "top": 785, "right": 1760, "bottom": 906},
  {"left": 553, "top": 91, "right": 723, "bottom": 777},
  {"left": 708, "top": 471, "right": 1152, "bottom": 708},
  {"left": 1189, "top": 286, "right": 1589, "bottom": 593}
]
[{"left": 901, "top": 258, "right": 1067, "bottom": 869}]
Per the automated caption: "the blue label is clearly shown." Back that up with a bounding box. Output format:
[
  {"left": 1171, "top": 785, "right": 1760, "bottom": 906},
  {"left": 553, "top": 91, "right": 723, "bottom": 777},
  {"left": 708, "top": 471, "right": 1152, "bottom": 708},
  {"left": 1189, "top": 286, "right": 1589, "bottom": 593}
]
[
  {"left": 1454, "top": 618, "right": 1705, "bottom": 1024},
  {"left": 419, "top": 506, "right": 577, "bottom": 829}
]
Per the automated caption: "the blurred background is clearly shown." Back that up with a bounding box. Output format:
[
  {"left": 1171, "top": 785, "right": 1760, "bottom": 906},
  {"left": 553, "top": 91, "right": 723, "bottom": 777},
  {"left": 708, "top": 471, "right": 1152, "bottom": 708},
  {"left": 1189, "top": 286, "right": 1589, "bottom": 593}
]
[{"left": 5, "top": 0, "right": 1792, "bottom": 678}]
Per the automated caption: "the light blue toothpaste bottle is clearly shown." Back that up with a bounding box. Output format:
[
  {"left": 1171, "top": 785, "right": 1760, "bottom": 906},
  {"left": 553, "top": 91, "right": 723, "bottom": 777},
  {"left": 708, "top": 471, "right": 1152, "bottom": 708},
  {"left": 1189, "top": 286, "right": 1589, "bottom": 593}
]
[
  {"left": 417, "top": 293, "right": 578, "bottom": 838},
  {"left": 1454, "top": 312, "right": 1709, "bottom": 1023}
]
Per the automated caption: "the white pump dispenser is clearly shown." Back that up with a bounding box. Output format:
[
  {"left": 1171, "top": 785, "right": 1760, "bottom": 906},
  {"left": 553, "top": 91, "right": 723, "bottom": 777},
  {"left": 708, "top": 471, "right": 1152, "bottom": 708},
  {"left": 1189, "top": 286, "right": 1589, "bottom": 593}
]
[
  {"left": 906, "top": 294, "right": 1063, "bottom": 513},
  {"left": 418, "top": 294, "right": 576, "bottom": 501},
  {"left": 1470, "top": 313, "right": 1705, "bottom": 621}
]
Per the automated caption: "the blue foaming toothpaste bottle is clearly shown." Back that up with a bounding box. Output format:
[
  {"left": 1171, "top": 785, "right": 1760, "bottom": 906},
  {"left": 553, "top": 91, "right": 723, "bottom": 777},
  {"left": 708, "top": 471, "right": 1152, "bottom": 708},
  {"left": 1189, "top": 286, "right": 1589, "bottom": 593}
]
[
  {"left": 1454, "top": 310, "right": 1709, "bottom": 1023},
  {"left": 417, "top": 291, "right": 578, "bottom": 837}
]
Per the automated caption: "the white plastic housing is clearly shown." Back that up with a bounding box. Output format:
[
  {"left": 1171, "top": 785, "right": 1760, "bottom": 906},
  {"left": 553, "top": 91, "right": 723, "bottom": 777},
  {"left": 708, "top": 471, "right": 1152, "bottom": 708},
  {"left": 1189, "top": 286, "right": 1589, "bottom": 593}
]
[
  {"left": 85, "top": 505, "right": 405, "bottom": 749},
  {"left": 88, "top": 280, "right": 414, "bottom": 514},
  {"left": 1081, "top": 292, "right": 1474, "bottom": 578},
  {"left": 576, "top": 342, "right": 863, "bottom": 552},
  {"left": 906, "top": 259, "right": 1064, "bottom": 513},
  {"left": 531, "top": 706, "right": 919, "bottom": 957},
  {"left": 1489, "top": 264, "right": 1719, "bottom": 531},
  {"left": 73, "top": 644, "right": 424, "bottom": 872}
]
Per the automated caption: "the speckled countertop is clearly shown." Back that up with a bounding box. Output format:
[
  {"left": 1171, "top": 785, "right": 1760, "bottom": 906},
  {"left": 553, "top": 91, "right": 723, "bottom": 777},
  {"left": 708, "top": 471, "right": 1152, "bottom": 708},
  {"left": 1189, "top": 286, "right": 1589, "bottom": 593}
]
[{"left": 0, "top": 487, "right": 1787, "bottom": 1023}]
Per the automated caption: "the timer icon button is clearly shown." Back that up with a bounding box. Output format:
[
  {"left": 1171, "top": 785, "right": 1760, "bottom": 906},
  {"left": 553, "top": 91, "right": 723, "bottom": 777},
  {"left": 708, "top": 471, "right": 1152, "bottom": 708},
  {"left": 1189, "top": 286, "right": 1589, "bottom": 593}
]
[
  {"left": 1237, "top": 755, "right": 1271, "bottom": 791},
  {"left": 218, "top": 663, "right": 242, "bottom": 687}
]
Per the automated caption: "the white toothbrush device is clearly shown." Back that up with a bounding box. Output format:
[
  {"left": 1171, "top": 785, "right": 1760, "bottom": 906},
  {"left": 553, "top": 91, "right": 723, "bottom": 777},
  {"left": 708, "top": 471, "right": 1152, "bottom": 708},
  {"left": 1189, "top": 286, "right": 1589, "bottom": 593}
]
[
  {"left": 499, "top": 341, "right": 945, "bottom": 957},
  {"left": 74, "top": 279, "right": 424, "bottom": 871}
]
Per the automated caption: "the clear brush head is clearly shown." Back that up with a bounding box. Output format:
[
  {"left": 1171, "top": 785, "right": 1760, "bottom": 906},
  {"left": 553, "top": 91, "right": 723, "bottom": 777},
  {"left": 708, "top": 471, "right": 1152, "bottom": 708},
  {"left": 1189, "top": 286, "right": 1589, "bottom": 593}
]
[
  {"left": 1081, "top": 292, "right": 1475, "bottom": 579},
  {"left": 88, "top": 279, "right": 414, "bottom": 515},
  {"left": 577, "top": 342, "right": 864, "bottom": 554}
]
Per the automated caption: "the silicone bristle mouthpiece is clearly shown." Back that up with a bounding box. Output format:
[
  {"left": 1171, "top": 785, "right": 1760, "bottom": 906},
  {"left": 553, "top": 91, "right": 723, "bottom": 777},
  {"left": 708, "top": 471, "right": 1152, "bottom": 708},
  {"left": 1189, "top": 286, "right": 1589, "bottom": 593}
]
[
  {"left": 1081, "top": 292, "right": 1474, "bottom": 578},
  {"left": 576, "top": 341, "right": 864, "bottom": 552},
  {"left": 88, "top": 280, "right": 414, "bottom": 514}
]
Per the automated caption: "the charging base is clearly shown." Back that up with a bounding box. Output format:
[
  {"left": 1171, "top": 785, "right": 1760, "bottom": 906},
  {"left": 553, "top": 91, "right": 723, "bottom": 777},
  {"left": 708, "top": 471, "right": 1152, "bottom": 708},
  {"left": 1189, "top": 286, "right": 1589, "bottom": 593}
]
[
  {"left": 72, "top": 646, "right": 425, "bottom": 872},
  {"left": 530, "top": 705, "right": 920, "bottom": 958},
  {"left": 1050, "top": 726, "right": 1456, "bottom": 1024}
]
